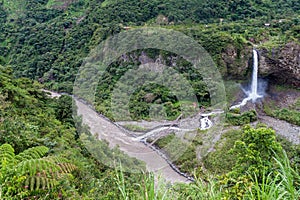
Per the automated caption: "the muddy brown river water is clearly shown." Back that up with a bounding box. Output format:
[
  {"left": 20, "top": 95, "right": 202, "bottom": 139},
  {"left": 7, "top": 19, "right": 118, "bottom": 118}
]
[{"left": 43, "top": 90, "right": 191, "bottom": 183}]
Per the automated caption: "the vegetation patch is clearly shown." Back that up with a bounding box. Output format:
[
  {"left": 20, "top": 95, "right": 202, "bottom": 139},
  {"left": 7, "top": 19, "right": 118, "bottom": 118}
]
[
  {"left": 95, "top": 50, "right": 210, "bottom": 120},
  {"left": 226, "top": 109, "right": 257, "bottom": 126},
  {"left": 0, "top": 67, "right": 148, "bottom": 199},
  {"left": 273, "top": 108, "right": 300, "bottom": 126},
  {"left": 152, "top": 133, "right": 198, "bottom": 174},
  {"left": 2, "top": 0, "right": 26, "bottom": 19},
  {"left": 203, "top": 129, "right": 242, "bottom": 174},
  {"left": 264, "top": 97, "right": 300, "bottom": 125},
  {"left": 122, "top": 124, "right": 147, "bottom": 132}
]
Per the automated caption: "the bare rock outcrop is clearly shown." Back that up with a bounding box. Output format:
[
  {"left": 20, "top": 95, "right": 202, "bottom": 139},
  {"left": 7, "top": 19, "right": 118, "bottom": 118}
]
[
  {"left": 220, "top": 44, "right": 253, "bottom": 79},
  {"left": 259, "top": 42, "right": 300, "bottom": 87}
]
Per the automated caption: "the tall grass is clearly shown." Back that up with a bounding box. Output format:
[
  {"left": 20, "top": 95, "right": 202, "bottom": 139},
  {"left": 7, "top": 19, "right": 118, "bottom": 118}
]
[
  {"left": 114, "top": 164, "right": 172, "bottom": 200},
  {"left": 181, "top": 175, "right": 222, "bottom": 200},
  {"left": 114, "top": 150, "right": 299, "bottom": 200},
  {"left": 246, "top": 151, "right": 300, "bottom": 200},
  {"left": 247, "top": 172, "right": 286, "bottom": 200},
  {"left": 273, "top": 151, "right": 300, "bottom": 200},
  {"left": 137, "top": 173, "right": 172, "bottom": 200},
  {"left": 115, "top": 164, "right": 130, "bottom": 200}
]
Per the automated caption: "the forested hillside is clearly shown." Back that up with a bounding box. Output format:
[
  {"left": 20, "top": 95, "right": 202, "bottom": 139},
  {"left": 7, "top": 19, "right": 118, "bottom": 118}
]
[
  {"left": 1, "top": 64, "right": 299, "bottom": 199},
  {"left": 0, "top": 0, "right": 300, "bottom": 199},
  {"left": 0, "top": 65, "right": 152, "bottom": 199},
  {"left": 0, "top": 0, "right": 299, "bottom": 92}
]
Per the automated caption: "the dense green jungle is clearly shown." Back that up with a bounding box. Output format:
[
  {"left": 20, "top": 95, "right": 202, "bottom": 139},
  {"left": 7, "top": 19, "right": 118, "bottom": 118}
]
[{"left": 0, "top": 0, "right": 300, "bottom": 199}]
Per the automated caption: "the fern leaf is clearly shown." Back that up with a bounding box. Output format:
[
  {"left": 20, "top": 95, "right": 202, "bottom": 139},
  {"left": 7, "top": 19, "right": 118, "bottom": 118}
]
[
  {"left": 45, "top": 178, "right": 57, "bottom": 190},
  {"left": 45, "top": 156, "right": 68, "bottom": 164},
  {"left": 15, "top": 153, "right": 77, "bottom": 193},
  {"left": 24, "top": 176, "right": 58, "bottom": 191},
  {"left": 41, "top": 176, "right": 46, "bottom": 190},
  {"left": 16, "top": 159, "right": 60, "bottom": 178},
  {"left": 60, "top": 163, "right": 77, "bottom": 174},
  {"left": 15, "top": 146, "right": 49, "bottom": 163},
  {"left": 32, "top": 159, "right": 36, "bottom": 176},
  {"left": 46, "top": 177, "right": 50, "bottom": 189},
  {"left": 25, "top": 177, "right": 30, "bottom": 189},
  {"left": 36, "top": 176, "right": 40, "bottom": 190},
  {"left": 43, "top": 177, "right": 51, "bottom": 190},
  {"left": 0, "top": 143, "right": 15, "bottom": 168},
  {"left": 30, "top": 176, "right": 35, "bottom": 191},
  {"left": 43, "top": 156, "right": 77, "bottom": 174}
]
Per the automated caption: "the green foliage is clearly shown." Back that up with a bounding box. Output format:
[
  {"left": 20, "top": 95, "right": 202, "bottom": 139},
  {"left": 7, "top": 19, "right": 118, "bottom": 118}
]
[
  {"left": 176, "top": 174, "right": 223, "bottom": 200},
  {"left": 123, "top": 124, "right": 147, "bottom": 132},
  {"left": 224, "top": 80, "right": 242, "bottom": 103},
  {"left": 273, "top": 108, "right": 300, "bottom": 126},
  {"left": 0, "top": 68, "right": 157, "bottom": 199},
  {"left": 0, "top": 1, "right": 300, "bottom": 199},
  {"left": 245, "top": 151, "right": 300, "bottom": 200},
  {"left": 219, "top": 125, "right": 284, "bottom": 198},
  {"left": 273, "top": 152, "right": 300, "bottom": 200},
  {"left": 113, "top": 163, "right": 177, "bottom": 200},
  {"left": 154, "top": 133, "right": 175, "bottom": 148},
  {"left": 176, "top": 148, "right": 300, "bottom": 200},
  {"left": 15, "top": 146, "right": 49, "bottom": 162},
  {"left": 278, "top": 136, "right": 300, "bottom": 171},
  {"left": 0, "top": 144, "right": 76, "bottom": 198},
  {"left": 248, "top": 171, "right": 286, "bottom": 200},
  {"left": 128, "top": 84, "right": 181, "bottom": 120},
  {"left": 263, "top": 97, "right": 300, "bottom": 126},
  {"left": 203, "top": 129, "right": 242, "bottom": 174},
  {"left": 232, "top": 125, "right": 283, "bottom": 177},
  {"left": 80, "top": 133, "right": 145, "bottom": 174},
  {"left": 94, "top": 50, "right": 209, "bottom": 120},
  {"left": 0, "top": 0, "right": 298, "bottom": 94},
  {"left": 153, "top": 133, "right": 198, "bottom": 174},
  {"left": 0, "top": 143, "right": 15, "bottom": 162},
  {"left": 53, "top": 94, "right": 74, "bottom": 126},
  {"left": 226, "top": 109, "right": 257, "bottom": 125}
]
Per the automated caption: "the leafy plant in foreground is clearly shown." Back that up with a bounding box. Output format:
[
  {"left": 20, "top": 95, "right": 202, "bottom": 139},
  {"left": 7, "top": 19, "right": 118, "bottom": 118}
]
[
  {"left": 246, "top": 151, "right": 300, "bottom": 200},
  {"left": 0, "top": 144, "right": 76, "bottom": 199}
]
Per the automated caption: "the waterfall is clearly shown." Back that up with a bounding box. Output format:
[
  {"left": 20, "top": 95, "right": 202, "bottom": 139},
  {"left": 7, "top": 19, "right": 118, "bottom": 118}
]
[
  {"left": 248, "top": 49, "right": 260, "bottom": 102},
  {"left": 230, "top": 49, "right": 262, "bottom": 110}
]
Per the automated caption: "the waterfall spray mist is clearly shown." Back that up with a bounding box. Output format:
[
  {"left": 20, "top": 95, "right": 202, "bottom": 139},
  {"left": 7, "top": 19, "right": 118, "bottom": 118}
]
[
  {"left": 248, "top": 50, "right": 262, "bottom": 102},
  {"left": 230, "top": 49, "right": 264, "bottom": 110}
]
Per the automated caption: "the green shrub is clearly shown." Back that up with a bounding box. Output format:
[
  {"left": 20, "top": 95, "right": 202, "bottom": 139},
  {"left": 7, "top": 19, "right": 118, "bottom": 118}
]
[
  {"left": 154, "top": 134, "right": 198, "bottom": 174},
  {"left": 123, "top": 124, "right": 147, "bottom": 132},
  {"left": 264, "top": 97, "right": 300, "bottom": 126},
  {"left": 203, "top": 129, "right": 242, "bottom": 174},
  {"left": 273, "top": 108, "right": 300, "bottom": 126},
  {"left": 226, "top": 109, "right": 257, "bottom": 125}
]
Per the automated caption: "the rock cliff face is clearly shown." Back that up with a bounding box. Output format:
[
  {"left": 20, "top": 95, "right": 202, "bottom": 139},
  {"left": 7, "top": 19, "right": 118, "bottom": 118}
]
[
  {"left": 120, "top": 45, "right": 254, "bottom": 80},
  {"left": 118, "top": 42, "right": 299, "bottom": 88},
  {"left": 220, "top": 44, "right": 253, "bottom": 79},
  {"left": 258, "top": 42, "right": 300, "bottom": 87}
]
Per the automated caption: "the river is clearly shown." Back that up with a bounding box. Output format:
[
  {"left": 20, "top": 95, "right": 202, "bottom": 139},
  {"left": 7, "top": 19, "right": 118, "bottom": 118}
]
[{"left": 43, "top": 90, "right": 191, "bottom": 183}]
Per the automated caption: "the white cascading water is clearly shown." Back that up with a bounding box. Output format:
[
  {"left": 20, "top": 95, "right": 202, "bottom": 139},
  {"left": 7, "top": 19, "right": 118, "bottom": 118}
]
[
  {"left": 199, "top": 110, "right": 224, "bottom": 130},
  {"left": 230, "top": 49, "right": 262, "bottom": 110},
  {"left": 249, "top": 49, "right": 260, "bottom": 101},
  {"left": 200, "top": 116, "right": 213, "bottom": 130}
]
